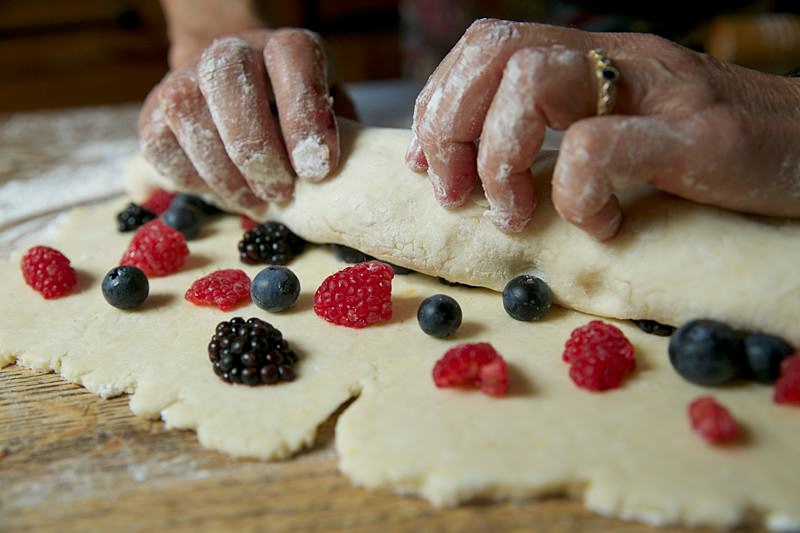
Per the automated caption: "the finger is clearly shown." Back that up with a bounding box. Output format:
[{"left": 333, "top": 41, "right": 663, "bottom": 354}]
[
  {"left": 404, "top": 33, "right": 465, "bottom": 171},
  {"left": 197, "top": 37, "right": 295, "bottom": 201},
  {"left": 264, "top": 29, "right": 339, "bottom": 182},
  {"left": 138, "top": 85, "right": 208, "bottom": 193},
  {"left": 553, "top": 115, "right": 696, "bottom": 240},
  {"left": 478, "top": 46, "right": 596, "bottom": 231},
  {"left": 416, "top": 20, "right": 587, "bottom": 208},
  {"left": 158, "top": 68, "right": 263, "bottom": 210}
]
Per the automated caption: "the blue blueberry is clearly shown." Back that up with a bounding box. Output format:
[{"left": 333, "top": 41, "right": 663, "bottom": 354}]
[
  {"left": 386, "top": 262, "right": 414, "bottom": 275},
  {"left": 171, "top": 193, "right": 222, "bottom": 215},
  {"left": 668, "top": 319, "right": 745, "bottom": 386},
  {"left": 502, "top": 275, "right": 552, "bottom": 321},
  {"left": 102, "top": 266, "right": 149, "bottom": 309},
  {"left": 251, "top": 266, "right": 300, "bottom": 312},
  {"left": 163, "top": 205, "right": 201, "bottom": 239},
  {"left": 417, "top": 294, "right": 462, "bottom": 337},
  {"left": 631, "top": 319, "right": 675, "bottom": 336},
  {"left": 744, "top": 333, "right": 794, "bottom": 383},
  {"left": 331, "top": 244, "right": 372, "bottom": 263}
]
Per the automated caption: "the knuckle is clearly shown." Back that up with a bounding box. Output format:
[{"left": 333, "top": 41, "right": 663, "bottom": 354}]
[
  {"left": 204, "top": 36, "right": 251, "bottom": 59},
  {"left": 463, "top": 18, "right": 520, "bottom": 47},
  {"left": 158, "top": 70, "right": 201, "bottom": 118}
]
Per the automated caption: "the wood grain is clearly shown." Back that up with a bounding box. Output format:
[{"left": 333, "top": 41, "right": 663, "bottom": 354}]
[{"left": 0, "top": 364, "right": 762, "bottom": 532}]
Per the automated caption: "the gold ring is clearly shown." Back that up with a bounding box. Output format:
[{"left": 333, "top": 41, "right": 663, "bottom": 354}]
[{"left": 587, "top": 48, "right": 619, "bottom": 116}]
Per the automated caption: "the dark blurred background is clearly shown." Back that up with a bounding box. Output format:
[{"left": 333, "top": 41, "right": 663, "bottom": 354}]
[{"left": 2, "top": 0, "right": 799, "bottom": 112}]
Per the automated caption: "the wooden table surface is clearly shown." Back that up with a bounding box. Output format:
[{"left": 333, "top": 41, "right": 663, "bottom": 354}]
[{"left": 0, "top": 364, "right": 760, "bottom": 533}]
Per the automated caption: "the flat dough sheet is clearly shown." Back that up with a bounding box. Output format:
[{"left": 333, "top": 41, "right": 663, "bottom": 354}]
[{"left": 1, "top": 200, "right": 799, "bottom": 531}]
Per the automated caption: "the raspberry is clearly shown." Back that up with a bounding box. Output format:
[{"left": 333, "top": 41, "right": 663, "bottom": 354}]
[
  {"left": 313, "top": 261, "right": 393, "bottom": 328},
  {"left": 688, "top": 396, "right": 740, "bottom": 444},
  {"left": 20, "top": 245, "right": 77, "bottom": 299},
  {"left": 774, "top": 353, "right": 800, "bottom": 405},
  {"left": 120, "top": 219, "right": 189, "bottom": 277},
  {"left": 563, "top": 320, "right": 636, "bottom": 391},
  {"left": 432, "top": 343, "right": 508, "bottom": 397},
  {"left": 241, "top": 215, "right": 258, "bottom": 231},
  {"left": 185, "top": 269, "right": 251, "bottom": 311},
  {"left": 141, "top": 188, "right": 176, "bottom": 215}
]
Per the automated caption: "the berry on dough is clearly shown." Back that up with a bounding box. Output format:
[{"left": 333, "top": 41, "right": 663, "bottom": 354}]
[
  {"left": 417, "top": 294, "right": 462, "bottom": 338},
  {"left": 688, "top": 396, "right": 740, "bottom": 445},
  {"left": 774, "top": 353, "right": 800, "bottom": 405},
  {"left": 209, "top": 317, "right": 298, "bottom": 385},
  {"left": 314, "top": 261, "right": 394, "bottom": 328},
  {"left": 251, "top": 266, "right": 301, "bottom": 313},
  {"left": 20, "top": 245, "right": 78, "bottom": 299},
  {"left": 668, "top": 319, "right": 745, "bottom": 386},
  {"left": 101, "top": 266, "right": 149, "bottom": 309},
  {"left": 185, "top": 269, "right": 251, "bottom": 311},
  {"left": 563, "top": 320, "right": 636, "bottom": 391},
  {"left": 502, "top": 274, "right": 552, "bottom": 321},
  {"left": 432, "top": 343, "right": 508, "bottom": 397},
  {"left": 141, "top": 188, "right": 176, "bottom": 215},
  {"left": 238, "top": 222, "right": 306, "bottom": 265},
  {"left": 120, "top": 219, "right": 189, "bottom": 277}
]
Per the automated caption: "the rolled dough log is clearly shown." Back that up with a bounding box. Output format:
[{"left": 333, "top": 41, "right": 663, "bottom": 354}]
[{"left": 127, "top": 119, "right": 800, "bottom": 344}]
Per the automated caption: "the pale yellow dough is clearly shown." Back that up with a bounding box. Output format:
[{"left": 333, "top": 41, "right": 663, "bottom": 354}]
[
  {"left": 130, "top": 119, "right": 800, "bottom": 344},
  {"left": 1, "top": 120, "right": 798, "bottom": 530}
]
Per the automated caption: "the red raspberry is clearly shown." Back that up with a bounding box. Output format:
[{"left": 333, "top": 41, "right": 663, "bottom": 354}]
[
  {"left": 774, "top": 353, "right": 800, "bottom": 405},
  {"left": 20, "top": 245, "right": 77, "bottom": 299},
  {"left": 241, "top": 215, "right": 258, "bottom": 231},
  {"left": 120, "top": 219, "right": 189, "bottom": 277},
  {"left": 688, "top": 396, "right": 740, "bottom": 444},
  {"left": 313, "top": 261, "right": 393, "bottom": 328},
  {"left": 185, "top": 269, "right": 251, "bottom": 311},
  {"left": 432, "top": 343, "right": 508, "bottom": 397},
  {"left": 141, "top": 188, "right": 176, "bottom": 215},
  {"left": 563, "top": 320, "right": 636, "bottom": 391}
]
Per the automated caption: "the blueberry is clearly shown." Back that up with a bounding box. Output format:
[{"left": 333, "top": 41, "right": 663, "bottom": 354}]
[
  {"left": 417, "top": 294, "right": 462, "bottom": 337},
  {"left": 386, "top": 262, "right": 414, "bottom": 275},
  {"left": 251, "top": 266, "right": 300, "bottom": 312},
  {"left": 163, "top": 205, "right": 201, "bottom": 239},
  {"left": 171, "top": 193, "right": 222, "bottom": 215},
  {"left": 744, "top": 333, "right": 794, "bottom": 383},
  {"left": 331, "top": 244, "right": 372, "bottom": 263},
  {"left": 502, "top": 275, "right": 552, "bottom": 321},
  {"left": 102, "top": 266, "right": 149, "bottom": 309},
  {"left": 668, "top": 319, "right": 745, "bottom": 386}
]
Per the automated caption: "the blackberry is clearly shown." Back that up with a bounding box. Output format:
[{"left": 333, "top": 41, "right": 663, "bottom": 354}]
[
  {"left": 208, "top": 317, "right": 298, "bottom": 385},
  {"left": 116, "top": 203, "right": 156, "bottom": 232},
  {"left": 238, "top": 222, "right": 306, "bottom": 265},
  {"left": 632, "top": 319, "right": 676, "bottom": 336}
]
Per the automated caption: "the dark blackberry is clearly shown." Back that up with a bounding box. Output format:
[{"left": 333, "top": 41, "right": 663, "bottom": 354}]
[
  {"left": 632, "top": 319, "right": 676, "bottom": 336},
  {"left": 238, "top": 222, "right": 306, "bottom": 265},
  {"left": 208, "top": 317, "right": 298, "bottom": 386},
  {"left": 116, "top": 203, "right": 156, "bottom": 232}
]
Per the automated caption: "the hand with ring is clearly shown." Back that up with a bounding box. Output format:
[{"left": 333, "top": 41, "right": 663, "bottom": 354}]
[{"left": 406, "top": 19, "right": 800, "bottom": 240}]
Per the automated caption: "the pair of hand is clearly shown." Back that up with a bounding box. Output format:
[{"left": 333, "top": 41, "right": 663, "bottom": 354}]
[{"left": 140, "top": 20, "right": 800, "bottom": 241}]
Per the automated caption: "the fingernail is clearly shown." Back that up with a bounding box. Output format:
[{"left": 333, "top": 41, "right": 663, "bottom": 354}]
[
  {"left": 292, "top": 135, "right": 330, "bottom": 181},
  {"left": 405, "top": 135, "right": 428, "bottom": 172}
]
